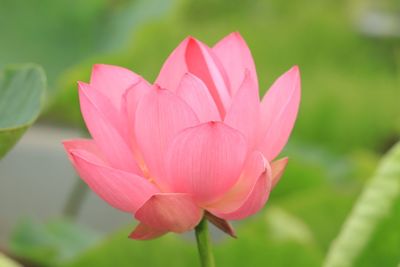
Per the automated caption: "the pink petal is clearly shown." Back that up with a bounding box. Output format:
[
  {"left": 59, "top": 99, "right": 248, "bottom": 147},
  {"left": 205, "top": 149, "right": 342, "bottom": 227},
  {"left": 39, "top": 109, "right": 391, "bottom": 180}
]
[
  {"left": 214, "top": 159, "right": 272, "bottom": 221},
  {"left": 155, "top": 38, "right": 189, "bottom": 92},
  {"left": 258, "top": 66, "right": 301, "bottom": 161},
  {"left": 134, "top": 193, "right": 203, "bottom": 233},
  {"left": 90, "top": 64, "right": 140, "bottom": 109},
  {"left": 185, "top": 37, "right": 231, "bottom": 115},
  {"left": 224, "top": 71, "right": 260, "bottom": 150},
  {"left": 78, "top": 83, "right": 141, "bottom": 174},
  {"left": 134, "top": 86, "right": 199, "bottom": 187},
  {"left": 64, "top": 146, "right": 159, "bottom": 213},
  {"left": 78, "top": 82, "right": 126, "bottom": 135},
  {"left": 121, "top": 79, "right": 151, "bottom": 165},
  {"left": 176, "top": 73, "right": 220, "bottom": 122},
  {"left": 129, "top": 223, "right": 167, "bottom": 240},
  {"left": 206, "top": 151, "right": 266, "bottom": 214},
  {"left": 165, "top": 122, "right": 247, "bottom": 204},
  {"left": 63, "top": 139, "right": 105, "bottom": 163},
  {"left": 213, "top": 32, "right": 258, "bottom": 95},
  {"left": 155, "top": 37, "right": 231, "bottom": 116},
  {"left": 271, "top": 157, "right": 288, "bottom": 188}
]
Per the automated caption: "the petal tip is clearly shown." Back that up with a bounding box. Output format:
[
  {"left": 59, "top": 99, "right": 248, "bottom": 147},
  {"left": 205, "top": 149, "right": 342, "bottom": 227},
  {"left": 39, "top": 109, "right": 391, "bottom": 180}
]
[
  {"left": 281, "top": 157, "right": 289, "bottom": 163},
  {"left": 231, "top": 31, "right": 243, "bottom": 39},
  {"left": 271, "top": 157, "right": 289, "bottom": 188},
  {"left": 205, "top": 212, "right": 237, "bottom": 238},
  {"left": 91, "top": 63, "right": 115, "bottom": 72},
  {"left": 61, "top": 140, "right": 74, "bottom": 150},
  {"left": 290, "top": 65, "right": 300, "bottom": 76},
  {"left": 186, "top": 36, "right": 204, "bottom": 52},
  {"left": 77, "top": 81, "right": 89, "bottom": 90}
]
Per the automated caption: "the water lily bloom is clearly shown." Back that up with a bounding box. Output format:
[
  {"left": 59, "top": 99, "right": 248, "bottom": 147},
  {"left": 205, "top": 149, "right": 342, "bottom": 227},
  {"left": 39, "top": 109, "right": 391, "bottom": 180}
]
[{"left": 63, "top": 32, "right": 300, "bottom": 240}]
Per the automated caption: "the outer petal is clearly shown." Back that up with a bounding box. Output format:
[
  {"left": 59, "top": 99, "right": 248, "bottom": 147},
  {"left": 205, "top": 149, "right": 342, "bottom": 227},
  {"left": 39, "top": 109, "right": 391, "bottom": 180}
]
[
  {"left": 206, "top": 151, "right": 266, "bottom": 214},
  {"left": 134, "top": 86, "right": 199, "bottom": 186},
  {"left": 213, "top": 32, "right": 258, "bottom": 95},
  {"left": 63, "top": 139, "right": 104, "bottom": 163},
  {"left": 258, "top": 66, "right": 301, "bottom": 161},
  {"left": 176, "top": 73, "right": 220, "bottom": 122},
  {"left": 165, "top": 122, "right": 247, "bottom": 204},
  {"left": 205, "top": 212, "right": 236, "bottom": 238},
  {"left": 78, "top": 82, "right": 126, "bottom": 136},
  {"left": 214, "top": 160, "right": 272, "bottom": 221},
  {"left": 271, "top": 157, "right": 288, "bottom": 188},
  {"left": 129, "top": 223, "right": 167, "bottom": 240},
  {"left": 135, "top": 193, "right": 203, "bottom": 233},
  {"left": 224, "top": 71, "right": 260, "bottom": 150},
  {"left": 155, "top": 37, "right": 231, "bottom": 116},
  {"left": 90, "top": 64, "right": 140, "bottom": 109},
  {"left": 64, "top": 146, "right": 159, "bottom": 213},
  {"left": 78, "top": 83, "right": 141, "bottom": 174}
]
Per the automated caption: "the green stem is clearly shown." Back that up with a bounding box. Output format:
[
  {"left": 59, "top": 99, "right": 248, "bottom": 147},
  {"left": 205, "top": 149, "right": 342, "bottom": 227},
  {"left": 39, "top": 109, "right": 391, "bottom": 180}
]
[
  {"left": 195, "top": 217, "right": 215, "bottom": 267},
  {"left": 63, "top": 177, "right": 88, "bottom": 219}
]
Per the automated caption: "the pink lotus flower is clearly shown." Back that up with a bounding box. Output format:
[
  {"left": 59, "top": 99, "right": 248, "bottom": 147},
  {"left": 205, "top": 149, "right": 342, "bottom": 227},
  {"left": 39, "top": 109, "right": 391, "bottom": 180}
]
[{"left": 63, "top": 32, "right": 300, "bottom": 240}]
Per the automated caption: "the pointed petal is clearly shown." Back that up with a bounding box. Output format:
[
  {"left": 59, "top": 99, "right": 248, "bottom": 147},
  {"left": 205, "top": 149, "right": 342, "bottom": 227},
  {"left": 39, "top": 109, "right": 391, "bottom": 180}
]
[
  {"left": 64, "top": 147, "right": 159, "bottom": 213},
  {"left": 213, "top": 32, "right": 258, "bottom": 95},
  {"left": 205, "top": 212, "right": 236, "bottom": 238},
  {"left": 207, "top": 151, "right": 266, "bottom": 214},
  {"left": 129, "top": 223, "right": 167, "bottom": 240},
  {"left": 258, "top": 66, "right": 301, "bottom": 160},
  {"left": 78, "top": 82, "right": 127, "bottom": 139},
  {"left": 155, "top": 37, "right": 231, "bottom": 116},
  {"left": 155, "top": 38, "right": 190, "bottom": 92},
  {"left": 90, "top": 64, "right": 140, "bottom": 109},
  {"left": 176, "top": 73, "right": 220, "bottom": 122},
  {"left": 63, "top": 139, "right": 104, "bottom": 163},
  {"left": 165, "top": 122, "right": 247, "bottom": 204},
  {"left": 134, "top": 86, "right": 199, "bottom": 187},
  {"left": 271, "top": 157, "right": 288, "bottom": 188},
  {"left": 215, "top": 160, "right": 272, "bottom": 221},
  {"left": 224, "top": 71, "right": 260, "bottom": 150},
  {"left": 78, "top": 82, "right": 140, "bottom": 174},
  {"left": 135, "top": 193, "right": 203, "bottom": 233},
  {"left": 78, "top": 82, "right": 126, "bottom": 135},
  {"left": 185, "top": 38, "right": 231, "bottom": 115}
]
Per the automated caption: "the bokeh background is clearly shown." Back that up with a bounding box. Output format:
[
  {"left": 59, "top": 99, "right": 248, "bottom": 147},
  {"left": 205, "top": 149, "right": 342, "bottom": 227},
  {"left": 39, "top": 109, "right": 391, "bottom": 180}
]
[{"left": 0, "top": 0, "right": 399, "bottom": 266}]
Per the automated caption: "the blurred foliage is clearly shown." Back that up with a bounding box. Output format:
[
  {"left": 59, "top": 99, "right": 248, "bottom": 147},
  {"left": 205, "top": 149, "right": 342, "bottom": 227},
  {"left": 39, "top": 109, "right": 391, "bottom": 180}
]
[
  {"left": 0, "top": 64, "right": 46, "bottom": 159},
  {"left": 41, "top": 0, "right": 399, "bottom": 156},
  {"left": 9, "top": 219, "right": 100, "bottom": 267},
  {"left": 1, "top": 0, "right": 400, "bottom": 266},
  {"left": 9, "top": 143, "right": 385, "bottom": 267},
  {"left": 61, "top": 207, "right": 322, "bottom": 267},
  {"left": 59, "top": 141, "right": 398, "bottom": 267},
  {"left": 0, "top": 253, "right": 21, "bottom": 267},
  {"left": 0, "top": 0, "right": 107, "bottom": 88},
  {"left": 324, "top": 142, "right": 400, "bottom": 267}
]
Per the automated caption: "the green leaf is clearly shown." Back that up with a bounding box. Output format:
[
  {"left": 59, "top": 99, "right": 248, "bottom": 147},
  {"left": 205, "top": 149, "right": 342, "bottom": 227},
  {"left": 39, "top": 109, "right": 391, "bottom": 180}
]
[
  {"left": 0, "top": 253, "right": 21, "bottom": 267},
  {"left": 323, "top": 142, "right": 400, "bottom": 267},
  {"left": 0, "top": 64, "right": 46, "bottom": 159},
  {"left": 9, "top": 219, "right": 100, "bottom": 267}
]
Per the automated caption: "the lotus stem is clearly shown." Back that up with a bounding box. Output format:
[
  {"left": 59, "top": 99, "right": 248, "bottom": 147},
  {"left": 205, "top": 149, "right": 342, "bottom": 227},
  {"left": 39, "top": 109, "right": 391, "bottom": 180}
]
[
  {"left": 63, "top": 177, "right": 88, "bottom": 219},
  {"left": 195, "top": 216, "right": 215, "bottom": 267}
]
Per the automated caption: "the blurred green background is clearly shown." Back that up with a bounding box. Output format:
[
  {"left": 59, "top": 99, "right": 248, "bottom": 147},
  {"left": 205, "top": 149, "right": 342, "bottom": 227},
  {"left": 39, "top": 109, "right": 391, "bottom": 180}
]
[{"left": 0, "top": 0, "right": 399, "bottom": 266}]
